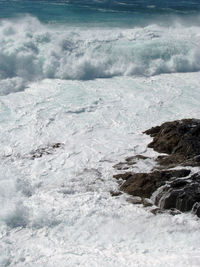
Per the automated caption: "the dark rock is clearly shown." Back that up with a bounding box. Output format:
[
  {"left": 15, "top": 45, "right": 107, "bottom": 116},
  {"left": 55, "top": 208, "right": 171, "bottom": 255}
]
[
  {"left": 192, "top": 202, "right": 200, "bottom": 217},
  {"left": 144, "top": 119, "right": 200, "bottom": 166},
  {"left": 154, "top": 173, "right": 200, "bottom": 214},
  {"left": 110, "top": 191, "right": 122, "bottom": 197},
  {"left": 150, "top": 207, "right": 164, "bottom": 215},
  {"left": 113, "top": 155, "right": 149, "bottom": 170},
  {"left": 168, "top": 209, "right": 182, "bottom": 216},
  {"left": 113, "top": 162, "right": 130, "bottom": 170},
  {"left": 125, "top": 155, "right": 149, "bottom": 165},
  {"left": 142, "top": 198, "right": 154, "bottom": 207},
  {"left": 113, "top": 119, "right": 200, "bottom": 218},
  {"left": 113, "top": 172, "right": 133, "bottom": 181},
  {"left": 119, "top": 169, "right": 190, "bottom": 199},
  {"left": 150, "top": 207, "right": 181, "bottom": 216},
  {"left": 30, "top": 143, "right": 63, "bottom": 159}
]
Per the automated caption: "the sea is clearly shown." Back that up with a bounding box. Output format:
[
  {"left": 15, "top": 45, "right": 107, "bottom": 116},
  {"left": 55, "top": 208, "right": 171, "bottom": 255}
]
[{"left": 0, "top": 1, "right": 200, "bottom": 266}]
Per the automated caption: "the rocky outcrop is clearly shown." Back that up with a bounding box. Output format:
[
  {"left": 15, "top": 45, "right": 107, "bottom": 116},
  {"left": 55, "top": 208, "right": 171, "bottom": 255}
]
[
  {"left": 115, "top": 169, "right": 191, "bottom": 199},
  {"left": 154, "top": 173, "right": 200, "bottom": 212},
  {"left": 113, "top": 119, "right": 200, "bottom": 218},
  {"left": 144, "top": 119, "right": 200, "bottom": 168}
]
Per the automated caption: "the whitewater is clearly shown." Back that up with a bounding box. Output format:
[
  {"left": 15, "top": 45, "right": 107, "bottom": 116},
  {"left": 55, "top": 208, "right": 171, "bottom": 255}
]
[{"left": 1, "top": 1, "right": 200, "bottom": 266}]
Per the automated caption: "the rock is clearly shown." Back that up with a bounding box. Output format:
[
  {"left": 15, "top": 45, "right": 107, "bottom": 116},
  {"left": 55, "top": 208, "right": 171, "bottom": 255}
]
[
  {"left": 113, "top": 119, "right": 200, "bottom": 218},
  {"left": 126, "top": 196, "right": 142, "bottom": 204},
  {"left": 125, "top": 155, "right": 149, "bottom": 165},
  {"left": 113, "top": 162, "right": 130, "bottom": 170},
  {"left": 113, "top": 155, "right": 149, "bottom": 170},
  {"left": 113, "top": 172, "right": 133, "bottom": 181},
  {"left": 142, "top": 198, "right": 154, "bottom": 207},
  {"left": 119, "top": 169, "right": 190, "bottom": 199},
  {"left": 192, "top": 202, "right": 200, "bottom": 217},
  {"left": 150, "top": 207, "right": 181, "bottom": 216},
  {"left": 110, "top": 191, "right": 122, "bottom": 197},
  {"left": 150, "top": 207, "right": 164, "bottom": 215},
  {"left": 30, "top": 143, "right": 63, "bottom": 159},
  {"left": 155, "top": 173, "right": 200, "bottom": 213},
  {"left": 144, "top": 119, "right": 200, "bottom": 166},
  {"left": 168, "top": 209, "right": 182, "bottom": 216}
]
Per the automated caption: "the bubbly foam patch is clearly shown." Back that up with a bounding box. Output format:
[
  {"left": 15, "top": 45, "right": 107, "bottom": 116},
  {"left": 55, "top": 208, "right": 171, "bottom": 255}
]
[
  {"left": 0, "top": 16, "right": 200, "bottom": 95},
  {"left": 1, "top": 73, "right": 200, "bottom": 266}
]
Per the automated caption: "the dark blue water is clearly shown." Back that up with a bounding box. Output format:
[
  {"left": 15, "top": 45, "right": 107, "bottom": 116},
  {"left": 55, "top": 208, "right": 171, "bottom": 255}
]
[{"left": 0, "top": 0, "right": 200, "bottom": 26}]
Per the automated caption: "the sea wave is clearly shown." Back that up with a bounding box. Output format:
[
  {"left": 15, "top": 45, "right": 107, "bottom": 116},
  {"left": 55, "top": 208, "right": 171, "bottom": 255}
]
[{"left": 0, "top": 16, "right": 200, "bottom": 95}]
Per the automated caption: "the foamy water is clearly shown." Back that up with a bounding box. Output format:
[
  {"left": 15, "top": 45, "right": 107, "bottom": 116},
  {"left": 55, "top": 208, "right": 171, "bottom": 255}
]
[
  {"left": 1, "top": 16, "right": 200, "bottom": 95},
  {"left": 1, "top": 3, "right": 200, "bottom": 266},
  {"left": 1, "top": 71, "right": 200, "bottom": 266}
]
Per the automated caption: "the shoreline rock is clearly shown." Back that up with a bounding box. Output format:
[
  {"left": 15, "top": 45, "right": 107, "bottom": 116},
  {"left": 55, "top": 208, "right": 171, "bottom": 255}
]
[{"left": 113, "top": 119, "right": 200, "bottom": 218}]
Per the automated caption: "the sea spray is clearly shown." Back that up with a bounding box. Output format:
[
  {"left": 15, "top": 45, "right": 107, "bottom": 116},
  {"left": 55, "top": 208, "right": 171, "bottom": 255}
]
[{"left": 0, "top": 16, "right": 200, "bottom": 95}]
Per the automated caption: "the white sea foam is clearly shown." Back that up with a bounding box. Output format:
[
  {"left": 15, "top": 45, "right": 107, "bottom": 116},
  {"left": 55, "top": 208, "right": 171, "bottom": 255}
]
[
  {"left": 0, "top": 16, "right": 200, "bottom": 95},
  {"left": 1, "top": 72, "right": 200, "bottom": 266}
]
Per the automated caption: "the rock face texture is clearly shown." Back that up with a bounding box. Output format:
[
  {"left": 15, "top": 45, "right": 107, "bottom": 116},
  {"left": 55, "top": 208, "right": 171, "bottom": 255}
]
[
  {"left": 145, "top": 119, "right": 200, "bottom": 168},
  {"left": 113, "top": 119, "right": 200, "bottom": 217},
  {"left": 116, "top": 169, "right": 191, "bottom": 199}
]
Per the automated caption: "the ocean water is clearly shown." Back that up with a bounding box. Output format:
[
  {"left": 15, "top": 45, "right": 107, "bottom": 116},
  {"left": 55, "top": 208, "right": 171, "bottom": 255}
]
[{"left": 0, "top": 1, "right": 200, "bottom": 266}]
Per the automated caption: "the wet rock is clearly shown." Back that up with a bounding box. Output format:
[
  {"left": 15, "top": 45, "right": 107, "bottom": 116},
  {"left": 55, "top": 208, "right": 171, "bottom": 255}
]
[
  {"left": 192, "top": 202, "right": 200, "bottom": 217},
  {"left": 113, "top": 155, "right": 149, "bottom": 170},
  {"left": 113, "top": 172, "right": 133, "bottom": 181},
  {"left": 30, "top": 143, "right": 63, "bottom": 159},
  {"left": 126, "top": 196, "right": 142, "bottom": 205},
  {"left": 119, "top": 169, "right": 190, "bottom": 199},
  {"left": 150, "top": 207, "right": 163, "bottom": 215},
  {"left": 155, "top": 173, "right": 200, "bottom": 213},
  {"left": 113, "top": 162, "right": 130, "bottom": 170},
  {"left": 168, "top": 209, "right": 182, "bottom": 216},
  {"left": 144, "top": 119, "right": 200, "bottom": 166},
  {"left": 150, "top": 207, "right": 181, "bottom": 216},
  {"left": 142, "top": 198, "right": 153, "bottom": 207},
  {"left": 110, "top": 191, "right": 122, "bottom": 197},
  {"left": 125, "top": 155, "right": 149, "bottom": 165},
  {"left": 113, "top": 119, "right": 200, "bottom": 218}
]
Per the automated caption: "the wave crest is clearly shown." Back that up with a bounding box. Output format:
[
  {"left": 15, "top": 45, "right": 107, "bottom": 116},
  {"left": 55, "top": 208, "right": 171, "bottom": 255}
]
[{"left": 0, "top": 16, "right": 200, "bottom": 95}]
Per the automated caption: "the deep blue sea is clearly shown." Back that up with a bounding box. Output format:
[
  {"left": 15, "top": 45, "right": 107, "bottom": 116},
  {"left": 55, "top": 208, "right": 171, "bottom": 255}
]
[{"left": 1, "top": 1, "right": 200, "bottom": 267}]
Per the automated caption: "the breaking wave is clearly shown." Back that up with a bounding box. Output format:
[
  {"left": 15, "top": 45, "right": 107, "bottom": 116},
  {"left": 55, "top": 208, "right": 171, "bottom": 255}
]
[{"left": 0, "top": 16, "right": 200, "bottom": 95}]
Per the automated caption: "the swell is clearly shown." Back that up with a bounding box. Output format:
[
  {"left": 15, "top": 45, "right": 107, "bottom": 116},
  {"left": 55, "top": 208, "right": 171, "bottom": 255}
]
[{"left": 0, "top": 16, "right": 200, "bottom": 95}]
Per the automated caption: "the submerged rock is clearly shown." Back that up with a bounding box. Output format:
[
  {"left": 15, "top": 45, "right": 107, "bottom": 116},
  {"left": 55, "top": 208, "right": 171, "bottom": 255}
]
[
  {"left": 113, "top": 119, "right": 200, "bottom": 217},
  {"left": 30, "top": 143, "right": 64, "bottom": 159}
]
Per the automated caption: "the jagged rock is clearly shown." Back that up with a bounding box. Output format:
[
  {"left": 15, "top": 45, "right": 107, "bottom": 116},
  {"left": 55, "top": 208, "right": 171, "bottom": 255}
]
[
  {"left": 119, "top": 169, "right": 190, "bottom": 199},
  {"left": 154, "top": 173, "right": 200, "bottom": 213},
  {"left": 144, "top": 119, "right": 200, "bottom": 166},
  {"left": 113, "top": 119, "right": 200, "bottom": 218}
]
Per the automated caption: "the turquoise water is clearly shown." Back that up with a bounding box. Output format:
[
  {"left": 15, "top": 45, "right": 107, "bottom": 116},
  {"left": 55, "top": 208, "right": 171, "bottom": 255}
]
[
  {"left": 0, "top": 0, "right": 200, "bottom": 26},
  {"left": 0, "top": 1, "right": 200, "bottom": 94}
]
